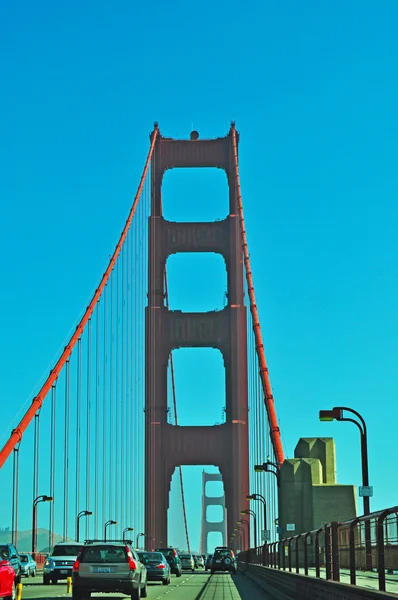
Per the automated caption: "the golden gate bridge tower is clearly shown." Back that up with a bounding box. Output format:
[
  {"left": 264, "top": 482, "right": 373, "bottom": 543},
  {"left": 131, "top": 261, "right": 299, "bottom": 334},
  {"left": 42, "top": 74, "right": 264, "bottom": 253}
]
[{"left": 145, "top": 124, "right": 250, "bottom": 548}]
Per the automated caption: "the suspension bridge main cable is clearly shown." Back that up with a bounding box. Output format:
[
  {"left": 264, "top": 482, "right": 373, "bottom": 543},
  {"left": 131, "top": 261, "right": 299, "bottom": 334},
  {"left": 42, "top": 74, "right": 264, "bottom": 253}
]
[
  {"left": 0, "top": 126, "right": 159, "bottom": 469},
  {"left": 231, "top": 125, "right": 285, "bottom": 467},
  {"left": 164, "top": 272, "right": 191, "bottom": 554}
]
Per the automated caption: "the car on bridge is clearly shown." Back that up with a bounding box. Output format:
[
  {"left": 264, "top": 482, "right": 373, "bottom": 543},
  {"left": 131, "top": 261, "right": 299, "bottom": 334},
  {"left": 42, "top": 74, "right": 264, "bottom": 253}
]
[
  {"left": 137, "top": 552, "right": 171, "bottom": 585},
  {"left": 18, "top": 554, "right": 37, "bottom": 578},
  {"left": 0, "top": 557, "right": 17, "bottom": 600},
  {"left": 72, "top": 541, "right": 147, "bottom": 600},
  {"left": 210, "top": 548, "right": 237, "bottom": 575},
  {"left": 43, "top": 542, "right": 82, "bottom": 584},
  {"left": 0, "top": 545, "right": 21, "bottom": 581},
  {"left": 154, "top": 547, "right": 182, "bottom": 577},
  {"left": 179, "top": 553, "right": 195, "bottom": 572}
]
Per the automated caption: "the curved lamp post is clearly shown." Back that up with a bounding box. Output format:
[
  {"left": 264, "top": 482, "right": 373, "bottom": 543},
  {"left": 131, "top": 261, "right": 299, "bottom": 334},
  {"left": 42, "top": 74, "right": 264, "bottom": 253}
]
[
  {"left": 319, "top": 406, "right": 372, "bottom": 569},
  {"left": 235, "top": 526, "right": 246, "bottom": 550},
  {"left": 123, "top": 527, "right": 134, "bottom": 541},
  {"left": 76, "top": 510, "right": 92, "bottom": 542},
  {"left": 241, "top": 509, "right": 257, "bottom": 548},
  {"left": 104, "top": 520, "right": 117, "bottom": 541},
  {"left": 32, "top": 495, "right": 53, "bottom": 553},
  {"left": 246, "top": 493, "right": 268, "bottom": 534},
  {"left": 136, "top": 532, "right": 145, "bottom": 550}
]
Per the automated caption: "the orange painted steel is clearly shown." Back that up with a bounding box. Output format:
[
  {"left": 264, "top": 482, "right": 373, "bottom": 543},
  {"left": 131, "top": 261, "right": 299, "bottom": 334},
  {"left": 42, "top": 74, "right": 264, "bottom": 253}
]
[
  {"left": 164, "top": 272, "right": 191, "bottom": 554},
  {"left": 0, "top": 126, "right": 159, "bottom": 469},
  {"left": 231, "top": 125, "right": 285, "bottom": 466}
]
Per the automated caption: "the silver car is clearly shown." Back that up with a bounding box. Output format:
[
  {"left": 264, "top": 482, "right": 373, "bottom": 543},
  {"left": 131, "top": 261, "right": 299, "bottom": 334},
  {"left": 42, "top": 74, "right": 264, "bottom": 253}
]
[
  {"left": 72, "top": 542, "right": 147, "bottom": 600},
  {"left": 19, "top": 554, "right": 37, "bottom": 577},
  {"left": 179, "top": 553, "right": 195, "bottom": 572}
]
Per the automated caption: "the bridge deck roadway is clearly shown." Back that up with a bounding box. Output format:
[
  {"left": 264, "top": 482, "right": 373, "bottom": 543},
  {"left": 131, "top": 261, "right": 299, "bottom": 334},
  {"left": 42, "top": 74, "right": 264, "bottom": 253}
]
[{"left": 20, "top": 571, "right": 276, "bottom": 600}]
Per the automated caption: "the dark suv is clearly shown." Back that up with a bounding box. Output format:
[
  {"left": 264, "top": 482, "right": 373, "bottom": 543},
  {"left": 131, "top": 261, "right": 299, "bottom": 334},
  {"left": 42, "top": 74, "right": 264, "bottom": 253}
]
[
  {"left": 154, "top": 548, "right": 182, "bottom": 577},
  {"left": 72, "top": 541, "right": 147, "bottom": 600},
  {"left": 0, "top": 545, "right": 21, "bottom": 580},
  {"left": 210, "top": 548, "right": 237, "bottom": 575}
]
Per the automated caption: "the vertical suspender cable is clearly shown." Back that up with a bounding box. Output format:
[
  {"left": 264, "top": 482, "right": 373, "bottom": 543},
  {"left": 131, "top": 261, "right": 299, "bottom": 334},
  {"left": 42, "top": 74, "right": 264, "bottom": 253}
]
[
  {"left": 126, "top": 229, "right": 132, "bottom": 527},
  {"left": 32, "top": 412, "right": 40, "bottom": 508},
  {"left": 109, "top": 271, "right": 115, "bottom": 519},
  {"left": 49, "top": 384, "right": 56, "bottom": 549},
  {"left": 75, "top": 339, "right": 82, "bottom": 523},
  {"left": 63, "top": 360, "right": 70, "bottom": 540},
  {"left": 85, "top": 319, "right": 92, "bottom": 538},
  {"left": 102, "top": 285, "right": 108, "bottom": 528},
  {"left": 95, "top": 302, "right": 100, "bottom": 538},
  {"left": 119, "top": 245, "right": 127, "bottom": 527},
  {"left": 11, "top": 442, "right": 21, "bottom": 547},
  {"left": 115, "top": 260, "right": 120, "bottom": 534}
]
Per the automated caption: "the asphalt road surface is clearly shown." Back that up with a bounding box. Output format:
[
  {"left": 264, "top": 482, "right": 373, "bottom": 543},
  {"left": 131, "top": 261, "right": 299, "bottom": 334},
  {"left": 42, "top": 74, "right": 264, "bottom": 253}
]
[{"left": 20, "top": 570, "right": 275, "bottom": 600}]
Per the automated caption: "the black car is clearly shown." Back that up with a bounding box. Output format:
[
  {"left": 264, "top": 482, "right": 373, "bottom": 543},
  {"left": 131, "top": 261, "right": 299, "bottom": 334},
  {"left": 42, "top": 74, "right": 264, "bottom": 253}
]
[
  {"left": 137, "top": 552, "right": 170, "bottom": 585},
  {"left": 154, "top": 547, "right": 182, "bottom": 577},
  {"left": 210, "top": 548, "right": 237, "bottom": 575},
  {"left": 0, "top": 545, "right": 21, "bottom": 580}
]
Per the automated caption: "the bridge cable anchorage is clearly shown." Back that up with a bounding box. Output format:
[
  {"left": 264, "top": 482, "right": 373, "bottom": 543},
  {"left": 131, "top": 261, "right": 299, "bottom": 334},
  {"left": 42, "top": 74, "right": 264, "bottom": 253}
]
[
  {"left": 231, "top": 126, "right": 285, "bottom": 466},
  {"left": 0, "top": 126, "right": 159, "bottom": 469},
  {"left": 164, "top": 268, "right": 191, "bottom": 554}
]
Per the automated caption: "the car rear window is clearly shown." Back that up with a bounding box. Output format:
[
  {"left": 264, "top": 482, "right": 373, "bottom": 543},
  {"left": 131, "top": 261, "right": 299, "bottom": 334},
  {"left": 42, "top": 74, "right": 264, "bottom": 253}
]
[
  {"left": 80, "top": 546, "right": 127, "bottom": 563},
  {"left": 51, "top": 546, "right": 81, "bottom": 557},
  {"left": 214, "top": 550, "right": 233, "bottom": 558},
  {"left": 138, "top": 553, "right": 163, "bottom": 562},
  {"left": 180, "top": 554, "right": 191, "bottom": 559}
]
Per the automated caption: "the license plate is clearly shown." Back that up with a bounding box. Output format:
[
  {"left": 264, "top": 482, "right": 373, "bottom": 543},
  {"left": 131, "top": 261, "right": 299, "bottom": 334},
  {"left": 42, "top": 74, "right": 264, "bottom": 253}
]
[
  {"left": 60, "top": 570, "right": 68, "bottom": 574},
  {"left": 97, "top": 567, "right": 111, "bottom": 573}
]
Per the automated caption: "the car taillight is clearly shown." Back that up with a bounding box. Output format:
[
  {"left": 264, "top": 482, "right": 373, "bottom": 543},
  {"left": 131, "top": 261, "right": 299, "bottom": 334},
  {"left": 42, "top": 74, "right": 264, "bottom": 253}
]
[
  {"left": 128, "top": 557, "right": 137, "bottom": 570},
  {"left": 172, "top": 550, "right": 177, "bottom": 556},
  {"left": 72, "top": 559, "right": 80, "bottom": 573},
  {"left": 156, "top": 563, "right": 166, "bottom": 569}
]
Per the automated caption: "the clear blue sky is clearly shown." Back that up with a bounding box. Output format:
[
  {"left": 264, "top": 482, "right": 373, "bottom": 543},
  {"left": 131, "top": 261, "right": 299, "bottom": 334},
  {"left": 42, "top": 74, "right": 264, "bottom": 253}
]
[{"left": 1, "top": 0, "right": 398, "bottom": 551}]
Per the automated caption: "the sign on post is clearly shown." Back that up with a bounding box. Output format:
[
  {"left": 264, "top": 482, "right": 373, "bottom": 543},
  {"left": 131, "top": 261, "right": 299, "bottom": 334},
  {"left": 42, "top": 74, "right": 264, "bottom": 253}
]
[
  {"left": 261, "top": 529, "right": 270, "bottom": 541},
  {"left": 359, "top": 486, "right": 373, "bottom": 497},
  {"left": 286, "top": 523, "right": 295, "bottom": 531}
]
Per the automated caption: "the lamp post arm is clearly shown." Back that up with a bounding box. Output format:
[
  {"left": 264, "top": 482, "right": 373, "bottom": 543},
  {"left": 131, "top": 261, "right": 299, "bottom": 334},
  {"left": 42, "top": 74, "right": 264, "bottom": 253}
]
[{"left": 334, "top": 407, "right": 367, "bottom": 437}]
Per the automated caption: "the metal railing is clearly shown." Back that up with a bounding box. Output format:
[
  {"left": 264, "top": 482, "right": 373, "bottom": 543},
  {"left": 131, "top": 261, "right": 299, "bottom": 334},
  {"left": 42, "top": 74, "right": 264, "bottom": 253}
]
[{"left": 239, "top": 506, "right": 398, "bottom": 592}]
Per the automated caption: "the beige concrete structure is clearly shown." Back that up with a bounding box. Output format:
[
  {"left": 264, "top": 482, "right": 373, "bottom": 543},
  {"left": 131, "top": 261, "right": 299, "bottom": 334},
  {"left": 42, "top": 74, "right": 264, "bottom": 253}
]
[{"left": 278, "top": 437, "right": 357, "bottom": 540}]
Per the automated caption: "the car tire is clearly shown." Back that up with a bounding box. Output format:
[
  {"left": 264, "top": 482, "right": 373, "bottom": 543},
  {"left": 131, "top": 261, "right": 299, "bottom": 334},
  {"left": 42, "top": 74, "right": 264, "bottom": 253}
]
[
  {"left": 51, "top": 579, "right": 57, "bottom": 584},
  {"left": 176, "top": 571, "right": 181, "bottom": 577},
  {"left": 210, "top": 570, "right": 215, "bottom": 575},
  {"left": 232, "top": 569, "right": 237, "bottom": 575},
  {"left": 130, "top": 584, "right": 140, "bottom": 600},
  {"left": 140, "top": 580, "right": 148, "bottom": 597},
  {"left": 32, "top": 569, "right": 36, "bottom": 578},
  {"left": 5, "top": 580, "right": 16, "bottom": 600},
  {"left": 43, "top": 575, "right": 51, "bottom": 585},
  {"left": 72, "top": 589, "right": 81, "bottom": 600}
]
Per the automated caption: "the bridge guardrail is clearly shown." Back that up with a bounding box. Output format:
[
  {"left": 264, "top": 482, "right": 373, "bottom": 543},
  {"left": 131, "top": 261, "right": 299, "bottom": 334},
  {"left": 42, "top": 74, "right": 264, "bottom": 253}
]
[{"left": 239, "top": 505, "right": 398, "bottom": 592}]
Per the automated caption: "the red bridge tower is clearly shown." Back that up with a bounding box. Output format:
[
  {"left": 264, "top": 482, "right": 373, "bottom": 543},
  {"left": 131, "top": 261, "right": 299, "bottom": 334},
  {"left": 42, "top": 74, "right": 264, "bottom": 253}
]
[{"left": 145, "top": 125, "right": 249, "bottom": 548}]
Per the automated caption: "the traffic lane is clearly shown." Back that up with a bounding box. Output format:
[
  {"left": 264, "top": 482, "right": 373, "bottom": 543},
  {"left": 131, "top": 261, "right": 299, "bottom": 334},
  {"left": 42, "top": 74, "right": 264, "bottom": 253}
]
[
  {"left": 21, "top": 570, "right": 277, "bottom": 600},
  {"left": 20, "top": 571, "right": 208, "bottom": 600}
]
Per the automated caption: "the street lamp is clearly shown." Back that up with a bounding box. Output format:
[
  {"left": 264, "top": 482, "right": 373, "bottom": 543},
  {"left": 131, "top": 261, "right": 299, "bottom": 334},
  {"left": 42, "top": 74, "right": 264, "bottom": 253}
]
[
  {"left": 136, "top": 532, "right": 146, "bottom": 549},
  {"left": 76, "top": 510, "right": 92, "bottom": 542},
  {"left": 235, "top": 526, "right": 246, "bottom": 550},
  {"left": 238, "top": 519, "right": 250, "bottom": 548},
  {"left": 254, "top": 462, "right": 280, "bottom": 486},
  {"left": 241, "top": 509, "right": 257, "bottom": 548},
  {"left": 319, "top": 406, "right": 372, "bottom": 569},
  {"left": 104, "top": 520, "right": 117, "bottom": 541},
  {"left": 32, "top": 495, "right": 53, "bottom": 553},
  {"left": 246, "top": 493, "right": 267, "bottom": 535},
  {"left": 123, "top": 527, "right": 134, "bottom": 541}
]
